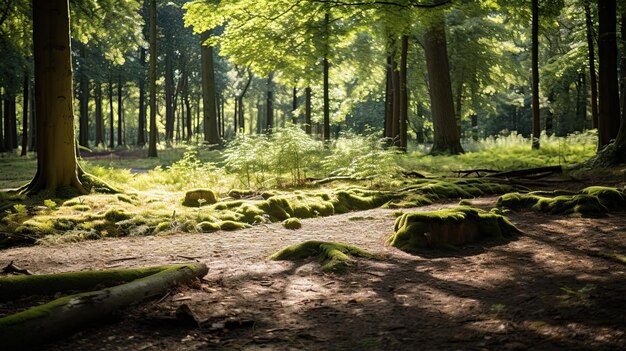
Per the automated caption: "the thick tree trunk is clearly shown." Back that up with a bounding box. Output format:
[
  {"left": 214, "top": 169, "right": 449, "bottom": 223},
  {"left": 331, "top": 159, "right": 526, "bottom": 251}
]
[
  {"left": 266, "top": 74, "right": 274, "bottom": 132},
  {"left": 585, "top": 2, "right": 599, "bottom": 129},
  {"left": 531, "top": 0, "right": 541, "bottom": 149},
  {"left": 117, "top": 75, "right": 123, "bottom": 146},
  {"left": 597, "top": 0, "right": 620, "bottom": 149},
  {"left": 28, "top": 86, "right": 36, "bottom": 152},
  {"left": 148, "top": 0, "right": 158, "bottom": 158},
  {"left": 94, "top": 83, "right": 104, "bottom": 146},
  {"left": 305, "top": 87, "right": 312, "bottom": 134},
  {"left": 20, "top": 73, "right": 29, "bottom": 156},
  {"left": 108, "top": 78, "right": 114, "bottom": 149},
  {"left": 137, "top": 47, "right": 146, "bottom": 146},
  {"left": 0, "top": 95, "right": 3, "bottom": 153},
  {"left": 78, "top": 43, "right": 89, "bottom": 148},
  {"left": 620, "top": 6, "right": 626, "bottom": 123},
  {"left": 424, "top": 10, "right": 463, "bottom": 155},
  {"left": 399, "top": 35, "right": 408, "bottom": 151},
  {"left": 201, "top": 31, "right": 219, "bottom": 144},
  {"left": 24, "top": 0, "right": 86, "bottom": 195}
]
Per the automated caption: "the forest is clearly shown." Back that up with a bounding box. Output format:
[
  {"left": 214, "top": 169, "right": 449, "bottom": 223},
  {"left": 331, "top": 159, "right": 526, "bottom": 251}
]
[{"left": 0, "top": 0, "right": 625, "bottom": 350}]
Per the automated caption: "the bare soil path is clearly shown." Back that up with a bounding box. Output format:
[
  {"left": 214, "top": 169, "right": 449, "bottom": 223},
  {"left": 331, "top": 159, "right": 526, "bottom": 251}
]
[{"left": 1, "top": 197, "right": 625, "bottom": 350}]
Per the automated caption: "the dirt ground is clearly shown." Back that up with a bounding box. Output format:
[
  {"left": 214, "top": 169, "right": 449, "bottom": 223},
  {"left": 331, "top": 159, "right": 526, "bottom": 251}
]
[{"left": 1, "top": 196, "right": 625, "bottom": 351}]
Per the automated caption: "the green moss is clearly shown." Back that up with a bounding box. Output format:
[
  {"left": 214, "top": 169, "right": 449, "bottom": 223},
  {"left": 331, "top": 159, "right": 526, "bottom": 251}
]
[
  {"left": 590, "top": 252, "right": 626, "bottom": 265},
  {"left": 71, "top": 205, "right": 91, "bottom": 212},
  {"left": 15, "top": 219, "right": 56, "bottom": 236},
  {"left": 219, "top": 220, "right": 250, "bottom": 231},
  {"left": 236, "top": 203, "right": 266, "bottom": 224},
  {"left": 333, "top": 190, "right": 395, "bottom": 213},
  {"left": 62, "top": 199, "right": 81, "bottom": 207},
  {"left": 182, "top": 189, "right": 219, "bottom": 207},
  {"left": 388, "top": 206, "right": 521, "bottom": 253},
  {"left": 153, "top": 221, "right": 171, "bottom": 233},
  {"left": 116, "top": 194, "right": 134, "bottom": 204},
  {"left": 497, "top": 187, "right": 626, "bottom": 217},
  {"left": 228, "top": 189, "right": 255, "bottom": 199},
  {"left": 197, "top": 221, "right": 220, "bottom": 232},
  {"left": 104, "top": 208, "right": 132, "bottom": 222},
  {"left": 258, "top": 197, "right": 293, "bottom": 220},
  {"left": 270, "top": 240, "right": 372, "bottom": 273},
  {"left": 459, "top": 199, "right": 474, "bottom": 206},
  {"left": 283, "top": 218, "right": 302, "bottom": 230}
]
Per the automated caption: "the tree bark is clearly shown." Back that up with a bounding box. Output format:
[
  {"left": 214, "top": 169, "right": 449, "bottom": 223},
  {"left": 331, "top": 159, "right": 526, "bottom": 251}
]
[
  {"left": 20, "top": 73, "right": 29, "bottom": 156},
  {"left": 95, "top": 83, "right": 104, "bottom": 146},
  {"left": 597, "top": 0, "right": 620, "bottom": 149},
  {"left": 384, "top": 48, "right": 393, "bottom": 140},
  {"left": 137, "top": 47, "right": 146, "bottom": 146},
  {"left": 164, "top": 42, "right": 174, "bottom": 142},
  {"left": 148, "top": 0, "right": 158, "bottom": 158},
  {"left": 323, "top": 11, "right": 331, "bottom": 141},
  {"left": 531, "top": 0, "right": 541, "bottom": 149},
  {"left": 266, "top": 74, "right": 274, "bottom": 132},
  {"left": 305, "top": 86, "right": 312, "bottom": 134},
  {"left": 620, "top": 4, "right": 626, "bottom": 124},
  {"left": 24, "top": 0, "right": 86, "bottom": 195},
  {"left": 78, "top": 43, "right": 89, "bottom": 148},
  {"left": 585, "top": 2, "right": 599, "bottom": 129},
  {"left": 0, "top": 91, "right": 5, "bottom": 153},
  {"left": 108, "top": 77, "right": 114, "bottom": 149},
  {"left": 424, "top": 10, "right": 463, "bottom": 155},
  {"left": 201, "top": 31, "right": 220, "bottom": 144},
  {"left": 399, "top": 35, "right": 408, "bottom": 151},
  {"left": 3, "top": 95, "right": 14, "bottom": 151},
  {"left": 28, "top": 85, "right": 36, "bottom": 152},
  {"left": 117, "top": 75, "right": 123, "bottom": 146},
  {"left": 292, "top": 86, "right": 298, "bottom": 124}
]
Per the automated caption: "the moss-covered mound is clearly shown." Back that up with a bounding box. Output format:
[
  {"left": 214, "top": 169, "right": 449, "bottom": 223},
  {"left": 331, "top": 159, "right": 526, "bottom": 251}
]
[
  {"left": 283, "top": 218, "right": 302, "bottom": 229},
  {"left": 497, "top": 186, "right": 626, "bottom": 217},
  {"left": 270, "top": 240, "right": 371, "bottom": 273},
  {"left": 182, "top": 189, "right": 219, "bottom": 207},
  {"left": 388, "top": 206, "right": 521, "bottom": 253}
]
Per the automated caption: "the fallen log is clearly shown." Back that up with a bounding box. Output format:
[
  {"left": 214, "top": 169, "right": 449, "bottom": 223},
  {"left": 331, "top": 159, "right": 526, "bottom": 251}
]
[
  {"left": 487, "top": 165, "right": 563, "bottom": 179},
  {"left": 0, "top": 263, "right": 208, "bottom": 349}
]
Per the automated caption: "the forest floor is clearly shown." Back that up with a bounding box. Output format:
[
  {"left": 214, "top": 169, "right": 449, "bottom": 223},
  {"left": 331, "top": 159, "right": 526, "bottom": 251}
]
[{"left": 1, "top": 195, "right": 625, "bottom": 350}]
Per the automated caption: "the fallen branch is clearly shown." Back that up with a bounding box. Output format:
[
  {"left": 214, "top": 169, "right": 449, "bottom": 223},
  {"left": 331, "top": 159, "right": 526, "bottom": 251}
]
[
  {"left": 0, "top": 263, "right": 208, "bottom": 349},
  {"left": 487, "top": 166, "right": 563, "bottom": 179},
  {"left": 1, "top": 261, "right": 33, "bottom": 276},
  {"left": 309, "top": 175, "right": 375, "bottom": 185}
]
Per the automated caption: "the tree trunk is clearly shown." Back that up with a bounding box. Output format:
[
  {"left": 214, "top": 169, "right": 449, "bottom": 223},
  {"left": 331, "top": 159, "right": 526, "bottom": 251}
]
[
  {"left": 620, "top": 5, "right": 626, "bottom": 123},
  {"left": 201, "top": 31, "right": 220, "bottom": 145},
  {"left": 585, "top": 2, "right": 599, "bottom": 129},
  {"left": 531, "top": 0, "right": 541, "bottom": 149},
  {"left": 24, "top": 0, "right": 86, "bottom": 195},
  {"left": 266, "top": 74, "right": 274, "bottom": 132},
  {"left": 576, "top": 72, "right": 587, "bottom": 129},
  {"left": 0, "top": 93, "right": 4, "bottom": 153},
  {"left": 233, "top": 98, "right": 238, "bottom": 134},
  {"left": 108, "top": 77, "right": 114, "bottom": 149},
  {"left": 137, "top": 47, "right": 146, "bottom": 146},
  {"left": 292, "top": 86, "right": 298, "bottom": 124},
  {"left": 184, "top": 71, "right": 192, "bottom": 141},
  {"left": 95, "top": 83, "right": 104, "bottom": 146},
  {"left": 3, "top": 95, "right": 14, "bottom": 151},
  {"left": 28, "top": 86, "right": 36, "bottom": 152},
  {"left": 20, "top": 73, "right": 29, "bottom": 156},
  {"left": 305, "top": 87, "right": 312, "bottom": 134},
  {"left": 78, "top": 43, "right": 89, "bottom": 148},
  {"left": 391, "top": 50, "right": 400, "bottom": 145},
  {"left": 148, "top": 0, "right": 158, "bottom": 158},
  {"left": 424, "top": 10, "right": 463, "bottom": 155},
  {"left": 597, "top": 0, "right": 620, "bottom": 149},
  {"left": 117, "top": 75, "right": 123, "bottom": 146},
  {"left": 384, "top": 49, "right": 393, "bottom": 140},
  {"left": 216, "top": 94, "right": 222, "bottom": 137},
  {"left": 399, "top": 35, "right": 408, "bottom": 151},
  {"left": 164, "top": 43, "right": 174, "bottom": 142}
]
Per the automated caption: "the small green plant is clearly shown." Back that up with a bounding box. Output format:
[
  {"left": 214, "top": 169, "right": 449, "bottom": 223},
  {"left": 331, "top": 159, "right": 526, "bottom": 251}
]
[
  {"left": 560, "top": 284, "right": 596, "bottom": 299},
  {"left": 13, "top": 204, "right": 27, "bottom": 215},
  {"left": 43, "top": 199, "right": 57, "bottom": 210}
]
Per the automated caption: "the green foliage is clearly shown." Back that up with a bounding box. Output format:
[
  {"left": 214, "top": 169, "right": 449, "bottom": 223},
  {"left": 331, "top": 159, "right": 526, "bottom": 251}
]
[
  {"left": 282, "top": 218, "right": 302, "bottom": 230},
  {"left": 497, "top": 187, "right": 626, "bottom": 217},
  {"left": 270, "top": 240, "right": 372, "bottom": 273},
  {"left": 43, "top": 200, "right": 57, "bottom": 210},
  {"left": 388, "top": 206, "right": 521, "bottom": 253}
]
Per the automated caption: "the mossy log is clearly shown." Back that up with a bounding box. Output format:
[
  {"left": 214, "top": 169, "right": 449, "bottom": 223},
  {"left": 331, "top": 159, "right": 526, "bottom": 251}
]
[
  {"left": 270, "top": 241, "right": 371, "bottom": 273},
  {"left": 388, "top": 206, "right": 521, "bottom": 253},
  {"left": 497, "top": 186, "right": 625, "bottom": 216},
  {"left": 0, "top": 263, "right": 208, "bottom": 349}
]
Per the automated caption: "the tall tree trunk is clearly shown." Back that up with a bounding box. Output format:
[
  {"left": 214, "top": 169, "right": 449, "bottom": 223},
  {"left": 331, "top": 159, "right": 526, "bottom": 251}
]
[
  {"left": 0, "top": 92, "right": 4, "bottom": 153},
  {"left": 292, "top": 86, "right": 298, "bottom": 124},
  {"left": 585, "top": 2, "right": 599, "bottom": 129},
  {"left": 424, "top": 10, "right": 463, "bottom": 155},
  {"left": 21, "top": 73, "right": 29, "bottom": 156},
  {"left": 95, "top": 83, "right": 104, "bottom": 146},
  {"left": 597, "top": 0, "right": 620, "bottom": 149},
  {"left": 10, "top": 95, "right": 17, "bottom": 149},
  {"left": 620, "top": 5, "right": 626, "bottom": 123},
  {"left": 391, "top": 49, "right": 400, "bottom": 145},
  {"left": 137, "top": 47, "right": 146, "bottom": 146},
  {"left": 3, "top": 95, "right": 14, "bottom": 151},
  {"left": 164, "top": 44, "right": 174, "bottom": 142},
  {"left": 201, "top": 31, "right": 219, "bottom": 145},
  {"left": 78, "top": 43, "right": 89, "bottom": 147},
  {"left": 256, "top": 98, "right": 263, "bottom": 134},
  {"left": 531, "top": 0, "right": 541, "bottom": 149},
  {"left": 117, "top": 75, "right": 123, "bottom": 146},
  {"left": 237, "top": 70, "right": 253, "bottom": 134},
  {"left": 384, "top": 50, "right": 393, "bottom": 140},
  {"left": 148, "top": 0, "right": 158, "bottom": 158},
  {"left": 216, "top": 93, "right": 222, "bottom": 137},
  {"left": 576, "top": 72, "right": 588, "bottom": 129},
  {"left": 305, "top": 87, "right": 312, "bottom": 135},
  {"left": 221, "top": 96, "right": 225, "bottom": 137},
  {"left": 233, "top": 98, "right": 238, "bottom": 134},
  {"left": 266, "top": 74, "right": 274, "bottom": 132},
  {"left": 399, "top": 35, "right": 409, "bottom": 151},
  {"left": 24, "top": 0, "right": 86, "bottom": 195},
  {"left": 108, "top": 78, "right": 114, "bottom": 149},
  {"left": 323, "top": 11, "right": 331, "bottom": 141},
  {"left": 28, "top": 85, "right": 36, "bottom": 151},
  {"left": 184, "top": 72, "right": 192, "bottom": 142}
]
